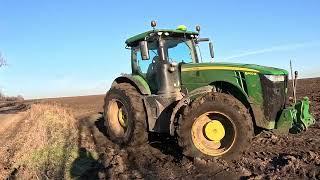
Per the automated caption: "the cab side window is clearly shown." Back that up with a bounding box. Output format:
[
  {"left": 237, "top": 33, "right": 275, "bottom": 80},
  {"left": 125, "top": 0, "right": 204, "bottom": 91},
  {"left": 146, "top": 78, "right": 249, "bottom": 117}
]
[
  {"left": 136, "top": 50, "right": 152, "bottom": 74},
  {"left": 135, "top": 47, "right": 158, "bottom": 75}
]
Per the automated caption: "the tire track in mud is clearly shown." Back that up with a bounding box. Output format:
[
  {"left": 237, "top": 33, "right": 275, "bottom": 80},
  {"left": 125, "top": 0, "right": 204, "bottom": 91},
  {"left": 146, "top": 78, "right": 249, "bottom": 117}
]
[
  {"left": 79, "top": 112, "right": 320, "bottom": 179},
  {"left": 0, "top": 113, "right": 31, "bottom": 179},
  {"left": 0, "top": 114, "right": 24, "bottom": 144},
  {"left": 79, "top": 114, "right": 243, "bottom": 179}
]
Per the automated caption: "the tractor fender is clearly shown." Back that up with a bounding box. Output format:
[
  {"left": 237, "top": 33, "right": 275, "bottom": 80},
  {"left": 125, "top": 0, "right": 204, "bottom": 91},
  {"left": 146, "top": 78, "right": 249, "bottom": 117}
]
[
  {"left": 112, "top": 74, "right": 151, "bottom": 95},
  {"left": 210, "top": 81, "right": 264, "bottom": 128},
  {"left": 169, "top": 85, "right": 214, "bottom": 135},
  {"left": 210, "top": 81, "right": 250, "bottom": 101},
  {"left": 171, "top": 81, "right": 261, "bottom": 134}
]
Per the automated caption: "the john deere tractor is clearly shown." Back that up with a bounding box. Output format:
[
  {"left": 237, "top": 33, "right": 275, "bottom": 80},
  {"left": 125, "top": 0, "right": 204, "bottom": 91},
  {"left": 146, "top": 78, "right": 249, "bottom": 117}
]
[{"left": 103, "top": 21, "right": 315, "bottom": 161}]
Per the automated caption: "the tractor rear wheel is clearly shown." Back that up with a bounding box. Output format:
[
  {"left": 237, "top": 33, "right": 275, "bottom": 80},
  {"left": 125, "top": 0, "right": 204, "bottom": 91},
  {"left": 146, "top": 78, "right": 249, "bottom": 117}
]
[
  {"left": 177, "top": 93, "right": 253, "bottom": 161},
  {"left": 103, "top": 83, "right": 147, "bottom": 146}
]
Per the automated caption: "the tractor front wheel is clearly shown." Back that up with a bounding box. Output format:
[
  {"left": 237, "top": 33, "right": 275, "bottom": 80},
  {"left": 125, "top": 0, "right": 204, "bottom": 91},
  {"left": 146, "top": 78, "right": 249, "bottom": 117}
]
[
  {"left": 177, "top": 93, "right": 253, "bottom": 161},
  {"left": 103, "top": 83, "right": 147, "bottom": 146}
]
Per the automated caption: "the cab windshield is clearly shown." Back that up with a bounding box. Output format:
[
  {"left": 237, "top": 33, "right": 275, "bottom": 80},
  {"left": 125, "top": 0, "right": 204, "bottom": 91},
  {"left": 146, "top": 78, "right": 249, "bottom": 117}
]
[
  {"left": 134, "top": 37, "right": 198, "bottom": 75},
  {"left": 164, "top": 38, "right": 198, "bottom": 64}
]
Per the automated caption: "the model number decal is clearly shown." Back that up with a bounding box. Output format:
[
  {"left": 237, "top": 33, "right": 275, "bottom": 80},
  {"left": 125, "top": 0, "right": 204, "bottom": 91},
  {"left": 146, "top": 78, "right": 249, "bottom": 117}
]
[{"left": 244, "top": 72, "right": 257, "bottom": 75}]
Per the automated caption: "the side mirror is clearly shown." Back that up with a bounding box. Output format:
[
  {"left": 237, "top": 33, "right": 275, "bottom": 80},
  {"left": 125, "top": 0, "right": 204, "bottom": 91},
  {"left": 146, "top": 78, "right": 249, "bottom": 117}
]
[
  {"left": 209, "top": 42, "right": 214, "bottom": 59},
  {"left": 195, "top": 38, "right": 209, "bottom": 44},
  {"left": 139, "top": 41, "right": 149, "bottom": 60}
]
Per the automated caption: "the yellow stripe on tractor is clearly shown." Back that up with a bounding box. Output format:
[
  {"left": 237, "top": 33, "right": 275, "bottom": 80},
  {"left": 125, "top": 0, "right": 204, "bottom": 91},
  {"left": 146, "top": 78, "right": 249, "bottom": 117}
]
[{"left": 181, "top": 66, "right": 260, "bottom": 73}]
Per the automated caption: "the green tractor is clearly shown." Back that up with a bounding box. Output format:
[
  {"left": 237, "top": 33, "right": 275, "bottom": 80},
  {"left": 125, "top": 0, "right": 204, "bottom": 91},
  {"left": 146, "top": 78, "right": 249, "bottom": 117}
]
[{"left": 103, "top": 21, "right": 315, "bottom": 161}]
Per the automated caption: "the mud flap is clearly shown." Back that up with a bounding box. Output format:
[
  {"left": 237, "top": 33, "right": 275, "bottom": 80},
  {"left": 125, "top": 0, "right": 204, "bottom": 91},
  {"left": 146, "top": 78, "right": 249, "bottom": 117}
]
[{"left": 275, "top": 97, "right": 315, "bottom": 134}]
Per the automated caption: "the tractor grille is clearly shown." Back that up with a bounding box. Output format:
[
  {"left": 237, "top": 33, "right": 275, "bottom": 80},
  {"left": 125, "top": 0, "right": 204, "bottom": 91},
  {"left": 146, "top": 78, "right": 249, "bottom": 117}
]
[{"left": 260, "top": 75, "right": 288, "bottom": 121}]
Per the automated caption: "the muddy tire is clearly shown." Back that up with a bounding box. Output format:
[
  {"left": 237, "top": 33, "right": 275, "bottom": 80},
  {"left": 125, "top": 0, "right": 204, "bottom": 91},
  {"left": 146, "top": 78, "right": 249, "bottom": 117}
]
[
  {"left": 177, "top": 92, "right": 253, "bottom": 161},
  {"left": 103, "top": 83, "right": 147, "bottom": 146}
]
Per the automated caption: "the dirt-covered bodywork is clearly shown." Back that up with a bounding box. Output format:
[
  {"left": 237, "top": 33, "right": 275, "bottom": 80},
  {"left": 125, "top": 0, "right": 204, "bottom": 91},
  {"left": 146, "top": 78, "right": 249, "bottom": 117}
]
[{"left": 180, "top": 62, "right": 315, "bottom": 132}]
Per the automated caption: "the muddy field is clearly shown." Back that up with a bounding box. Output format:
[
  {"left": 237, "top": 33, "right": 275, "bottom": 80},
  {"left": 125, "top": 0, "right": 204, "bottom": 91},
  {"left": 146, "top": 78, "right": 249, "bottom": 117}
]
[{"left": 1, "top": 78, "right": 320, "bottom": 179}]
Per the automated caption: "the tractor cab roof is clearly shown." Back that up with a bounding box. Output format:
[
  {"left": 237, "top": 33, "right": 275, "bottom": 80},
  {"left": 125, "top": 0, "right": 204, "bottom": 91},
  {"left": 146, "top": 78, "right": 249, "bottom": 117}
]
[{"left": 125, "top": 29, "right": 199, "bottom": 47}]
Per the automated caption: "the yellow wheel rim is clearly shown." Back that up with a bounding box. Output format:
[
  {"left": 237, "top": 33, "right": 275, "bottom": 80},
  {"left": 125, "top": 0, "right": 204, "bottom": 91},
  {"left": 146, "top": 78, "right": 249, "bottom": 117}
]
[
  {"left": 204, "top": 120, "right": 225, "bottom": 142},
  {"left": 107, "top": 100, "right": 128, "bottom": 137},
  {"left": 118, "top": 108, "right": 127, "bottom": 127},
  {"left": 191, "top": 112, "right": 236, "bottom": 156}
]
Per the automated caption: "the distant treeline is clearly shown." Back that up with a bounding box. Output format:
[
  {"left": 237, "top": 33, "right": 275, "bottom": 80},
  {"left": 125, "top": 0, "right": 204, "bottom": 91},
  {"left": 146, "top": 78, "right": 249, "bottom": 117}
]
[{"left": 0, "top": 92, "right": 24, "bottom": 101}]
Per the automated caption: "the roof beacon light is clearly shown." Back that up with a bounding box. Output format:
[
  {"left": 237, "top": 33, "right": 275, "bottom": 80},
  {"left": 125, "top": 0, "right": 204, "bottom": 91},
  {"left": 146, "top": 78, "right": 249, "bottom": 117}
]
[{"left": 177, "top": 25, "right": 187, "bottom": 32}]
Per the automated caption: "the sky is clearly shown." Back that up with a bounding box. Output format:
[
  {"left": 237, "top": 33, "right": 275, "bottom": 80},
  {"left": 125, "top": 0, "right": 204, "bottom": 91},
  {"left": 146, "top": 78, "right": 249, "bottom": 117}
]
[{"left": 0, "top": 0, "right": 319, "bottom": 99}]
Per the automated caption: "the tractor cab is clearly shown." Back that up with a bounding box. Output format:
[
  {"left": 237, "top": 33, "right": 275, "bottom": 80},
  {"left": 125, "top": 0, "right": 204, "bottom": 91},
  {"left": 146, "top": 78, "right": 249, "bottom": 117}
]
[{"left": 126, "top": 21, "right": 213, "bottom": 94}]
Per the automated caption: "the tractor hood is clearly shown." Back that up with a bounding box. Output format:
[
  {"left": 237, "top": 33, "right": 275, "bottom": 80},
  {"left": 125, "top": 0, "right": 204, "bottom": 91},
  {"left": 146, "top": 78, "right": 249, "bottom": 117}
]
[{"left": 181, "top": 62, "right": 288, "bottom": 75}]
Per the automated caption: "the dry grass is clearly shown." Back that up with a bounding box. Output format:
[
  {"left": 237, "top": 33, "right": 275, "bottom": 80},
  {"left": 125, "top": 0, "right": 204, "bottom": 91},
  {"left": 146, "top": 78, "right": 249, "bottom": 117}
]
[
  {"left": 0, "top": 103, "right": 98, "bottom": 179},
  {"left": 0, "top": 102, "right": 102, "bottom": 179}
]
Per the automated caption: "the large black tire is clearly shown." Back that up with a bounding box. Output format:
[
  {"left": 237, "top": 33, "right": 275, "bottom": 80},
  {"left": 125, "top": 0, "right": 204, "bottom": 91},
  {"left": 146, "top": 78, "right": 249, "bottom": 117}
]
[
  {"left": 177, "top": 92, "right": 253, "bottom": 161},
  {"left": 103, "top": 83, "right": 147, "bottom": 146}
]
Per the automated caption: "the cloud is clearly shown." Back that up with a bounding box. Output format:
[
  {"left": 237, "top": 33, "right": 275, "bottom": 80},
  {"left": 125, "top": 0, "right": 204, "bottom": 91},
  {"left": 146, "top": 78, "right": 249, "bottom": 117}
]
[{"left": 223, "top": 41, "right": 320, "bottom": 60}]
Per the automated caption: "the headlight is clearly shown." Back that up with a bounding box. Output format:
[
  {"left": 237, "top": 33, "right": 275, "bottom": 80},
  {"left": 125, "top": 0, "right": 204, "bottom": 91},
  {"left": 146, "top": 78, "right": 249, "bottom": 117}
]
[{"left": 264, "top": 75, "right": 285, "bottom": 82}]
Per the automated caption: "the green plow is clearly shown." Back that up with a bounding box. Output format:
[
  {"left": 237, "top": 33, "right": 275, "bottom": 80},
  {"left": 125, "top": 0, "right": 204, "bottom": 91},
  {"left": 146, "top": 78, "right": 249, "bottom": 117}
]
[{"left": 276, "top": 97, "right": 316, "bottom": 134}]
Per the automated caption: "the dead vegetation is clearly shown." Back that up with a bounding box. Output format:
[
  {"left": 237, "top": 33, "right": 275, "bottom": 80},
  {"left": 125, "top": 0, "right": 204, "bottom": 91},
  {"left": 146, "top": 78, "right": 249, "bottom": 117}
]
[
  {"left": 17, "top": 104, "right": 78, "bottom": 179},
  {"left": 0, "top": 103, "right": 98, "bottom": 179}
]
